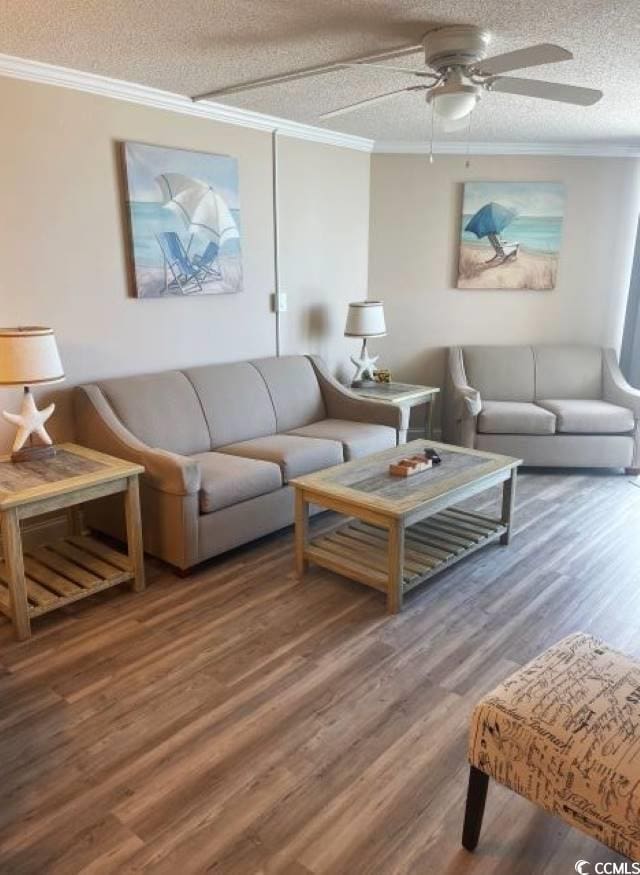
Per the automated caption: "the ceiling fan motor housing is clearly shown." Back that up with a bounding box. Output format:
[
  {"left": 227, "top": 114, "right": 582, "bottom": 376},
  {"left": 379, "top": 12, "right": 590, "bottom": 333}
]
[{"left": 423, "top": 25, "right": 491, "bottom": 71}]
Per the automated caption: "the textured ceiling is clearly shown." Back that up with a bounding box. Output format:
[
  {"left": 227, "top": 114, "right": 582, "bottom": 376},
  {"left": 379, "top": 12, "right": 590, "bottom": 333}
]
[{"left": 1, "top": 0, "right": 640, "bottom": 145}]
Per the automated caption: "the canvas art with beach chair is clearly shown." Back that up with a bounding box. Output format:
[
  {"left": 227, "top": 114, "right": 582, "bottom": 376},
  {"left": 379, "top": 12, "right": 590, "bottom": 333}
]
[
  {"left": 122, "top": 142, "right": 242, "bottom": 297},
  {"left": 457, "top": 181, "right": 565, "bottom": 290}
]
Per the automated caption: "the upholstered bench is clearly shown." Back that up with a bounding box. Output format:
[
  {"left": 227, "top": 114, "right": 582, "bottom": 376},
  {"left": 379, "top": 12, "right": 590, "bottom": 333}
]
[{"left": 463, "top": 633, "right": 640, "bottom": 860}]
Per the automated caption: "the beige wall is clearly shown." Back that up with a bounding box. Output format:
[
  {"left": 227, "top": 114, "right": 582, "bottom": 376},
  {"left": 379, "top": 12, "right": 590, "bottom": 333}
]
[
  {"left": 277, "top": 136, "right": 370, "bottom": 384},
  {"left": 368, "top": 154, "right": 640, "bottom": 428},
  {"left": 0, "top": 77, "right": 371, "bottom": 451}
]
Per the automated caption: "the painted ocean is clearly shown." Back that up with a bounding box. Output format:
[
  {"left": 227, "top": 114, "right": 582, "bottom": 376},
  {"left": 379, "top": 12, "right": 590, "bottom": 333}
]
[
  {"left": 461, "top": 214, "right": 563, "bottom": 254},
  {"left": 130, "top": 201, "right": 242, "bottom": 267}
]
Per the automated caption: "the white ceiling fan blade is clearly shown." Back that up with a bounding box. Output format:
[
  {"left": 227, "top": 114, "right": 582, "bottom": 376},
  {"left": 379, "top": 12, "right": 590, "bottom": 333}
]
[
  {"left": 476, "top": 43, "right": 572, "bottom": 76},
  {"left": 490, "top": 76, "right": 603, "bottom": 106},
  {"left": 319, "top": 86, "right": 424, "bottom": 119},
  {"left": 192, "top": 43, "right": 423, "bottom": 101}
]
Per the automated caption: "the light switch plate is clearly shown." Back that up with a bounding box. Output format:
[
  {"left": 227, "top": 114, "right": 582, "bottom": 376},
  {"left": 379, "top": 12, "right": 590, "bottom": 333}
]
[{"left": 273, "top": 291, "right": 288, "bottom": 312}]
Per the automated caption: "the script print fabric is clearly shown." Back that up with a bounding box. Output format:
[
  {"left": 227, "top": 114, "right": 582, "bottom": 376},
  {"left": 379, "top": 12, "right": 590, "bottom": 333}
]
[{"left": 469, "top": 633, "right": 640, "bottom": 859}]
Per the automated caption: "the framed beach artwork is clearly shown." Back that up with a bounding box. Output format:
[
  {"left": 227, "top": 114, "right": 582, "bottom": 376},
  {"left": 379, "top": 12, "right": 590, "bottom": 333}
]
[
  {"left": 457, "top": 181, "right": 565, "bottom": 290},
  {"left": 122, "top": 142, "right": 242, "bottom": 298}
]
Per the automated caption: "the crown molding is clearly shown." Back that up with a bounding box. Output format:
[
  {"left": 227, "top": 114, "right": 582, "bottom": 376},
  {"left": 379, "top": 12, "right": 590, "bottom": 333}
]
[
  {"left": 1, "top": 53, "right": 638, "bottom": 158},
  {"left": 373, "top": 140, "right": 640, "bottom": 158},
  {"left": 0, "top": 53, "right": 375, "bottom": 153}
]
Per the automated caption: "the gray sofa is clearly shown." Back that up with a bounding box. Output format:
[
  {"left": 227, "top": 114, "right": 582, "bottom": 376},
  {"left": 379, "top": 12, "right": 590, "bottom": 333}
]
[
  {"left": 443, "top": 345, "right": 640, "bottom": 471},
  {"left": 74, "top": 355, "right": 406, "bottom": 570}
]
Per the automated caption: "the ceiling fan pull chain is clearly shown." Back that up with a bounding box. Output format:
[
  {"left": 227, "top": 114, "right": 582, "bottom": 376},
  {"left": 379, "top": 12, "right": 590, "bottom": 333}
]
[
  {"left": 465, "top": 111, "right": 474, "bottom": 168},
  {"left": 429, "top": 100, "right": 435, "bottom": 164}
]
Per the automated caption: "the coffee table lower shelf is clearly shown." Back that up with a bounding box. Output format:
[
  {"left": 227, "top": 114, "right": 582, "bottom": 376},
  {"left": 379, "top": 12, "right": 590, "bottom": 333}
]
[
  {"left": 306, "top": 507, "right": 507, "bottom": 596},
  {"left": 0, "top": 534, "right": 134, "bottom": 620}
]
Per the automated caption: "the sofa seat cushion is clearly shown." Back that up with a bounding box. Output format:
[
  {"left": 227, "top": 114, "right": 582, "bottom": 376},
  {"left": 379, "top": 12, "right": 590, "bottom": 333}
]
[
  {"left": 477, "top": 401, "right": 556, "bottom": 435},
  {"left": 287, "top": 419, "right": 396, "bottom": 460},
  {"left": 218, "top": 434, "right": 343, "bottom": 483},
  {"left": 191, "top": 452, "right": 283, "bottom": 514},
  {"left": 536, "top": 399, "right": 634, "bottom": 434}
]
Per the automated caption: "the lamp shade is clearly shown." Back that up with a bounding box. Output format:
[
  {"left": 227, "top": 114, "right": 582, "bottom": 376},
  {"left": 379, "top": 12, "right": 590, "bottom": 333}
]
[
  {"left": 344, "top": 301, "right": 387, "bottom": 338},
  {"left": 0, "top": 327, "right": 65, "bottom": 387}
]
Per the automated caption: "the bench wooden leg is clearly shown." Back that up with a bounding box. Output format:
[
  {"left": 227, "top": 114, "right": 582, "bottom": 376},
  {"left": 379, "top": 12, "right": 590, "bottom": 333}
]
[{"left": 462, "top": 766, "right": 489, "bottom": 851}]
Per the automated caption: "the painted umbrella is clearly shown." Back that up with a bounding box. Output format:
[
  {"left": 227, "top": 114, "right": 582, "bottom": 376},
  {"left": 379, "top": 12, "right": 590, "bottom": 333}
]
[
  {"left": 465, "top": 201, "right": 516, "bottom": 239},
  {"left": 156, "top": 173, "right": 240, "bottom": 246}
]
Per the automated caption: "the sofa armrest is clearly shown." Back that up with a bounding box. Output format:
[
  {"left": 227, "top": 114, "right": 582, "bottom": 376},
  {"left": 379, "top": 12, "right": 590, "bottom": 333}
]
[
  {"left": 307, "top": 355, "right": 409, "bottom": 435},
  {"left": 73, "top": 385, "right": 201, "bottom": 496},
  {"left": 442, "top": 347, "right": 481, "bottom": 447},
  {"left": 603, "top": 348, "right": 640, "bottom": 418}
]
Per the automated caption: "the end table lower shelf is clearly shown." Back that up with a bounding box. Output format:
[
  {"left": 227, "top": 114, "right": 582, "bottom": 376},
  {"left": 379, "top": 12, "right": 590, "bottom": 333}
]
[{"left": 0, "top": 534, "right": 136, "bottom": 619}]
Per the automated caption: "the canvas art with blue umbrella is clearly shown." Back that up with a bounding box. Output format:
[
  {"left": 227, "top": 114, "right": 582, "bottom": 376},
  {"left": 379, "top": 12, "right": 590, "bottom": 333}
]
[
  {"left": 465, "top": 202, "right": 518, "bottom": 263},
  {"left": 457, "top": 182, "right": 565, "bottom": 290},
  {"left": 123, "top": 142, "right": 242, "bottom": 298}
]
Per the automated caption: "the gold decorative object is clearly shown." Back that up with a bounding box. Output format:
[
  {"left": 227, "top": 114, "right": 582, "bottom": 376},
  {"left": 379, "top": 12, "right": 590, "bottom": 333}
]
[{"left": 374, "top": 369, "right": 391, "bottom": 383}]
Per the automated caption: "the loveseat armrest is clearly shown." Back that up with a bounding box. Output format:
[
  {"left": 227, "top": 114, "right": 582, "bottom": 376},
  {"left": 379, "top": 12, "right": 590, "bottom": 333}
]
[
  {"left": 603, "top": 349, "right": 640, "bottom": 418},
  {"left": 307, "top": 355, "right": 409, "bottom": 436},
  {"left": 74, "top": 385, "right": 201, "bottom": 496},
  {"left": 442, "top": 347, "right": 482, "bottom": 447}
]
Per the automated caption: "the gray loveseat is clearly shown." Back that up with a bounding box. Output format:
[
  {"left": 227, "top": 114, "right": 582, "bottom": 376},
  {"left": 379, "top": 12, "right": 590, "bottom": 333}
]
[
  {"left": 443, "top": 345, "right": 640, "bottom": 471},
  {"left": 74, "top": 355, "right": 406, "bottom": 570}
]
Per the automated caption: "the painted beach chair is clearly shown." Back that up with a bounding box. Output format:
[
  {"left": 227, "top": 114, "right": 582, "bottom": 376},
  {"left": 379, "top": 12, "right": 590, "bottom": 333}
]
[
  {"left": 156, "top": 231, "right": 203, "bottom": 295},
  {"left": 192, "top": 240, "right": 222, "bottom": 279}
]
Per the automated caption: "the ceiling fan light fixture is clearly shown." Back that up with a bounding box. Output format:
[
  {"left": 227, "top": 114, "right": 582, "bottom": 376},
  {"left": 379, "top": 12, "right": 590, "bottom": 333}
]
[
  {"left": 434, "top": 91, "right": 478, "bottom": 120},
  {"left": 428, "top": 83, "right": 480, "bottom": 120}
]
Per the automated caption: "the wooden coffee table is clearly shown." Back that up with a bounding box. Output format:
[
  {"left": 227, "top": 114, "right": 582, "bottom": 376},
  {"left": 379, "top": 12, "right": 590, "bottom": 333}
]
[{"left": 291, "top": 440, "right": 521, "bottom": 613}]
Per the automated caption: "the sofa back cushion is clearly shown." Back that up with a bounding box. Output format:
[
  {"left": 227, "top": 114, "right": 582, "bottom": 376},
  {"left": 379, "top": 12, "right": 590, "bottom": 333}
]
[
  {"left": 250, "top": 356, "right": 326, "bottom": 432},
  {"left": 97, "top": 371, "right": 211, "bottom": 456},
  {"left": 462, "top": 346, "right": 535, "bottom": 402},
  {"left": 185, "top": 362, "right": 277, "bottom": 448},
  {"left": 534, "top": 346, "right": 603, "bottom": 400}
]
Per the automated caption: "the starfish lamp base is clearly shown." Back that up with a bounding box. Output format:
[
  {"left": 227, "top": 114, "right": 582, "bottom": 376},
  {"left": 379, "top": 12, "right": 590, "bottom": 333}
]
[
  {"left": 349, "top": 338, "right": 380, "bottom": 388},
  {"left": 3, "top": 386, "right": 57, "bottom": 465}
]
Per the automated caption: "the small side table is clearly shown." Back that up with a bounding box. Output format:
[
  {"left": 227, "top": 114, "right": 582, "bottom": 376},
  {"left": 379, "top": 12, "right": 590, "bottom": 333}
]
[
  {"left": 349, "top": 382, "right": 440, "bottom": 443},
  {"left": 0, "top": 443, "right": 145, "bottom": 640}
]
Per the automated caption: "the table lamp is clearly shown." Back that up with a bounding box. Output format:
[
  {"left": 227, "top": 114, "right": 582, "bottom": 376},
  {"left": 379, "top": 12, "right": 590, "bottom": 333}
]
[
  {"left": 344, "top": 301, "right": 387, "bottom": 387},
  {"left": 0, "top": 327, "right": 65, "bottom": 462}
]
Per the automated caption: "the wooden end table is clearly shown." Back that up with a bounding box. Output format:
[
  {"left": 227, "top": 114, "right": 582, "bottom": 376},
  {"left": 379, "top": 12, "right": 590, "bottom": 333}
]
[
  {"left": 349, "top": 382, "right": 440, "bottom": 443},
  {"left": 0, "top": 443, "right": 145, "bottom": 640},
  {"left": 292, "top": 439, "right": 521, "bottom": 614}
]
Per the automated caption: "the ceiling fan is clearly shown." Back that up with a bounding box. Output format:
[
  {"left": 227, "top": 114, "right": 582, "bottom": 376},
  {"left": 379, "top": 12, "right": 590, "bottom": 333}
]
[{"left": 192, "top": 25, "right": 603, "bottom": 129}]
